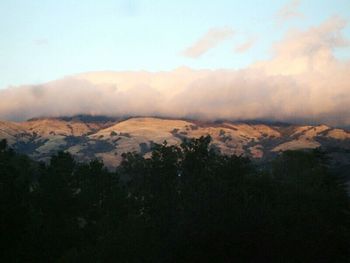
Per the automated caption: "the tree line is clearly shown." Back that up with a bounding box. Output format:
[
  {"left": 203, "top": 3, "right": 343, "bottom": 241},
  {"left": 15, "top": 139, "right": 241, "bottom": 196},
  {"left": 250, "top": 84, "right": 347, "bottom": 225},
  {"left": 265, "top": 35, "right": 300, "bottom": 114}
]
[{"left": 1, "top": 137, "right": 350, "bottom": 262}]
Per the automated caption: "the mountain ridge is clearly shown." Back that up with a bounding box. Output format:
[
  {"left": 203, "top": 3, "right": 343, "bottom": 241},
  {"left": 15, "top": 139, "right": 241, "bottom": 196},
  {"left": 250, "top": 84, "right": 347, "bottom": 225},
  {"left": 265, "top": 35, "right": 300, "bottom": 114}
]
[{"left": 1, "top": 116, "right": 350, "bottom": 171}]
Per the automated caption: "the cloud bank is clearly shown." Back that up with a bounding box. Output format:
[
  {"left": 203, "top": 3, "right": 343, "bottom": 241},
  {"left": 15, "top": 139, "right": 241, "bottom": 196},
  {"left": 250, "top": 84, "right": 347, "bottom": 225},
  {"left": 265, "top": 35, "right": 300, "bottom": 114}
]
[
  {"left": 1, "top": 17, "right": 349, "bottom": 126},
  {"left": 182, "top": 27, "right": 234, "bottom": 58}
]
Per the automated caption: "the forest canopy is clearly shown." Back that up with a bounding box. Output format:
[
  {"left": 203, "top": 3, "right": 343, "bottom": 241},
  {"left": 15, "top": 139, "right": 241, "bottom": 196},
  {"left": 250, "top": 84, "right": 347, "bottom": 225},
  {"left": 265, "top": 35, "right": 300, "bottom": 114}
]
[{"left": 1, "top": 137, "right": 349, "bottom": 262}]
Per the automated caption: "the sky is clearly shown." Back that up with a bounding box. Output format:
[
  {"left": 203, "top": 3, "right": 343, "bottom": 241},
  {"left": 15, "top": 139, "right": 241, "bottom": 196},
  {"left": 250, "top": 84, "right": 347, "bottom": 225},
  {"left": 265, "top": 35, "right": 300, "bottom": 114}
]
[
  {"left": 1, "top": 0, "right": 349, "bottom": 89},
  {"left": 1, "top": 0, "right": 350, "bottom": 126}
]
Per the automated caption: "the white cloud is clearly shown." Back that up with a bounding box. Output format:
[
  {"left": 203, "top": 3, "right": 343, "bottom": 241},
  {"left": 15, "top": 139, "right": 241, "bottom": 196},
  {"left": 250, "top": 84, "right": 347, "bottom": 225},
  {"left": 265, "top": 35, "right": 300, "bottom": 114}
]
[
  {"left": 234, "top": 37, "right": 257, "bottom": 53},
  {"left": 276, "top": 0, "right": 303, "bottom": 24},
  {"left": 182, "top": 27, "right": 234, "bottom": 58},
  {"left": 253, "top": 16, "right": 349, "bottom": 75},
  {"left": 1, "top": 17, "right": 350, "bottom": 126}
]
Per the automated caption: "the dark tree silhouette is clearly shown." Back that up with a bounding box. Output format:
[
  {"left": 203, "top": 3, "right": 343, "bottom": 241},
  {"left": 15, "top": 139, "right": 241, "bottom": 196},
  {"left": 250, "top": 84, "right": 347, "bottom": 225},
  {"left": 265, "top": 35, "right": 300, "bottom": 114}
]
[{"left": 0, "top": 138, "right": 349, "bottom": 262}]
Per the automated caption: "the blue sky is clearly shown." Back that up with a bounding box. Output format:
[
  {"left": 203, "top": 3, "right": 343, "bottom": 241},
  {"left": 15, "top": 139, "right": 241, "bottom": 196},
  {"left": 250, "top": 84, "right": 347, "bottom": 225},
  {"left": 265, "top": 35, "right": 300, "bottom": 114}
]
[{"left": 0, "top": 0, "right": 349, "bottom": 89}]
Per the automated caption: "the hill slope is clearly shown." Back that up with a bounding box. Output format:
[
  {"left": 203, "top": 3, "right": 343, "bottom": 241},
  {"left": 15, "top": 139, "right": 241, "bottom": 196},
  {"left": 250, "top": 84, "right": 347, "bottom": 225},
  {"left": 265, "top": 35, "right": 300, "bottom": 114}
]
[{"left": 1, "top": 116, "right": 350, "bottom": 168}]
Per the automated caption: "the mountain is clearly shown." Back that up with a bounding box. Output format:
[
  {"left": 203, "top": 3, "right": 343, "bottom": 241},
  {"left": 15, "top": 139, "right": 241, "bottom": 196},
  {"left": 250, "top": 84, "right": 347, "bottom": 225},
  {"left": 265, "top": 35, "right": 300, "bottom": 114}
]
[{"left": 1, "top": 116, "right": 350, "bottom": 170}]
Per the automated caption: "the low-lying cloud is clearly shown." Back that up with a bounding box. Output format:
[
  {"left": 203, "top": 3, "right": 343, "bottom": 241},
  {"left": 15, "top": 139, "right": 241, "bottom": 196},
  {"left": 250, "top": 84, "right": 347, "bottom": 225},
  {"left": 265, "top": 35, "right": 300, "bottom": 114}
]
[{"left": 1, "top": 17, "right": 349, "bottom": 126}]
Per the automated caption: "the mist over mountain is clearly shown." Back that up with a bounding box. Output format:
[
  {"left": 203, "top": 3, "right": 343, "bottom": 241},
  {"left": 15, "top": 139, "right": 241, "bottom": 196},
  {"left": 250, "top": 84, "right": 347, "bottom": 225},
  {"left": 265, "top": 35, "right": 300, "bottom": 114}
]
[
  {"left": 2, "top": 1, "right": 350, "bottom": 261},
  {"left": 1, "top": 17, "right": 349, "bottom": 126}
]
